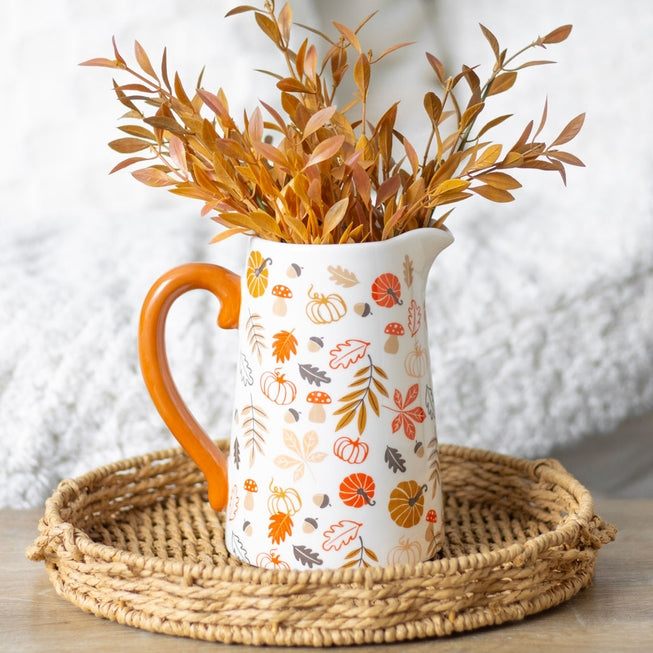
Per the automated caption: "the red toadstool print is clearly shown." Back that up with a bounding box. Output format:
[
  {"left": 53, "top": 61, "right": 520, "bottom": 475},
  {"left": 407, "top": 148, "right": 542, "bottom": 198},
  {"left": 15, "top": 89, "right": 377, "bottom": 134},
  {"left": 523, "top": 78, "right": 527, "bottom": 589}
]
[
  {"left": 384, "top": 322, "right": 405, "bottom": 353},
  {"left": 306, "top": 390, "right": 331, "bottom": 422},
  {"left": 271, "top": 284, "right": 293, "bottom": 316}
]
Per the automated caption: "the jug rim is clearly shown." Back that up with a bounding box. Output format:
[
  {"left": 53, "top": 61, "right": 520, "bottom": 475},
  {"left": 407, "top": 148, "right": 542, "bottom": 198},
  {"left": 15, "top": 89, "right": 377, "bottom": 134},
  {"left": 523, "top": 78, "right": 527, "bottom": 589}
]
[{"left": 248, "top": 225, "right": 454, "bottom": 251}]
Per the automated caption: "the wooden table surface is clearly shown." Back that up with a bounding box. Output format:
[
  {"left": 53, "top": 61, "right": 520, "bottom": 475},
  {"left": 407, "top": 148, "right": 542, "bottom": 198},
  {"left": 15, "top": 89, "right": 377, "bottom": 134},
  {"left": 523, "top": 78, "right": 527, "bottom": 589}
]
[{"left": 2, "top": 499, "right": 651, "bottom": 652}]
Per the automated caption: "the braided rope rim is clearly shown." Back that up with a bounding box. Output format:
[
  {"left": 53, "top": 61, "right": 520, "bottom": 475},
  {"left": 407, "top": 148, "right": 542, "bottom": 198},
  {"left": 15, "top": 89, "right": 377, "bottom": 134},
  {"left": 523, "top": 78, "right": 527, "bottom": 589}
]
[{"left": 27, "top": 442, "right": 615, "bottom": 647}]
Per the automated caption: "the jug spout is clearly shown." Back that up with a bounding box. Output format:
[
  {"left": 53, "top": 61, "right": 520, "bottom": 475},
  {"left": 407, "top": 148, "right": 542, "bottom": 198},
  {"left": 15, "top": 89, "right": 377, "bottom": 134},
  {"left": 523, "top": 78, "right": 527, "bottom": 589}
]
[{"left": 387, "top": 226, "right": 454, "bottom": 278}]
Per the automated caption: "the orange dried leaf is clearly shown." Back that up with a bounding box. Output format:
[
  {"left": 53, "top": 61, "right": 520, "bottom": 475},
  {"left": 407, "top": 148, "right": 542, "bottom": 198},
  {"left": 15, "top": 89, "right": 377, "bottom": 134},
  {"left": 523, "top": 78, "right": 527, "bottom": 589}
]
[
  {"left": 322, "top": 198, "right": 349, "bottom": 236},
  {"left": 131, "top": 167, "right": 176, "bottom": 187},
  {"left": 480, "top": 24, "right": 500, "bottom": 60},
  {"left": 79, "top": 57, "right": 120, "bottom": 68},
  {"left": 333, "top": 21, "right": 361, "bottom": 53},
  {"left": 542, "top": 25, "right": 572, "bottom": 45},
  {"left": 303, "top": 105, "right": 337, "bottom": 139},
  {"left": 472, "top": 185, "right": 514, "bottom": 202},
  {"left": 134, "top": 40, "right": 157, "bottom": 79},
  {"left": 303, "top": 134, "right": 344, "bottom": 169},
  {"left": 550, "top": 113, "right": 585, "bottom": 147},
  {"left": 487, "top": 71, "right": 517, "bottom": 96},
  {"left": 475, "top": 171, "right": 522, "bottom": 190},
  {"left": 108, "top": 137, "right": 150, "bottom": 153}
]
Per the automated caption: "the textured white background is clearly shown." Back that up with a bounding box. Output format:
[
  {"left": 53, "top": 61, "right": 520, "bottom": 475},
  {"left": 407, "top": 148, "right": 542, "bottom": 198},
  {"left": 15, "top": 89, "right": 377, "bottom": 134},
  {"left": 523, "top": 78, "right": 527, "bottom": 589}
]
[{"left": 1, "top": 0, "right": 652, "bottom": 506}]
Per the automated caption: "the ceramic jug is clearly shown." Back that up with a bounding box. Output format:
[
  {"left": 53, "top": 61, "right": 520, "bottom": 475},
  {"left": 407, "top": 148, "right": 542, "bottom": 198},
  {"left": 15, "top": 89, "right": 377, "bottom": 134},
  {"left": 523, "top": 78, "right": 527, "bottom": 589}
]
[{"left": 139, "top": 227, "right": 453, "bottom": 570}]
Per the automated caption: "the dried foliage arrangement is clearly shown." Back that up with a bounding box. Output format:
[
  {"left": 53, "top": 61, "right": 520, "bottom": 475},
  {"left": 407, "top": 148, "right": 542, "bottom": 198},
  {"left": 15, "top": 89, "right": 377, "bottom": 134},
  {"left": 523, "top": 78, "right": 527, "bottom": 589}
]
[{"left": 81, "top": 1, "right": 584, "bottom": 244}]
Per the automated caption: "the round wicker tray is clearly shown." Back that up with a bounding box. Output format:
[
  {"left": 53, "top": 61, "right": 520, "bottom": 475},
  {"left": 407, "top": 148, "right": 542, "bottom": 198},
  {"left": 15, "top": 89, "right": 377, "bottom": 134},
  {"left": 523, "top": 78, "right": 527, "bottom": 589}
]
[{"left": 27, "top": 442, "right": 615, "bottom": 647}]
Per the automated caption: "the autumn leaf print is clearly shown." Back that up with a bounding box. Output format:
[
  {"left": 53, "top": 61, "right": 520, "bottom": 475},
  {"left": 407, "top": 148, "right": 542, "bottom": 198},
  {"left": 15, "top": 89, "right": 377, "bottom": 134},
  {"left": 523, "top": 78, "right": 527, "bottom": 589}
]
[
  {"left": 292, "top": 545, "right": 324, "bottom": 568},
  {"left": 322, "top": 520, "right": 362, "bottom": 551},
  {"left": 298, "top": 363, "right": 332, "bottom": 387},
  {"left": 407, "top": 299, "right": 422, "bottom": 337},
  {"left": 403, "top": 254, "right": 414, "bottom": 288},
  {"left": 273, "top": 429, "right": 328, "bottom": 481},
  {"left": 272, "top": 329, "right": 298, "bottom": 363},
  {"left": 333, "top": 355, "right": 388, "bottom": 434},
  {"left": 327, "top": 265, "right": 360, "bottom": 287},
  {"left": 246, "top": 310, "right": 266, "bottom": 364},
  {"left": 240, "top": 396, "right": 268, "bottom": 467},
  {"left": 384, "top": 446, "right": 407, "bottom": 473},
  {"left": 427, "top": 436, "right": 441, "bottom": 499},
  {"left": 384, "top": 383, "right": 426, "bottom": 440},
  {"left": 328, "top": 339, "right": 370, "bottom": 369},
  {"left": 340, "top": 536, "right": 379, "bottom": 568},
  {"left": 268, "top": 512, "right": 293, "bottom": 544}
]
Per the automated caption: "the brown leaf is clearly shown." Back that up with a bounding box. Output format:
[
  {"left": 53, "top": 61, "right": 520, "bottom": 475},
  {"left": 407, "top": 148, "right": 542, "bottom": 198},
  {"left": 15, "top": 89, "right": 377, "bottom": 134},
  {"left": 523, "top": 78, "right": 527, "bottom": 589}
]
[
  {"left": 426, "top": 52, "right": 445, "bottom": 85},
  {"left": 131, "top": 167, "right": 175, "bottom": 187},
  {"left": 353, "top": 52, "right": 371, "bottom": 99},
  {"left": 303, "top": 134, "right": 344, "bottom": 169},
  {"left": 475, "top": 171, "right": 522, "bottom": 190},
  {"left": 550, "top": 113, "right": 585, "bottom": 147},
  {"left": 303, "top": 105, "right": 337, "bottom": 139},
  {"left": 78, "top": 57, "right": 119, "bottom": 68},
  {"left": 108, "top": 137, "right": 150, "bottom": 154},
  {"left": 472, "top": 185, "right": 514, "bottom": 202},
  {"left": 109, "top": 156, "right": 150, "bottom": 174},
  {"left": 546, "top": 150, "right": 585, "bottom": 167},
  {"left": 255, "top": 11, "right": 282, "bottom": 45},
  {"left": 423, "top": 91, "right": 443, "bottom": 126},
  {"left": 479, "top": 24, "right": 500, "bottom": 60},
  {"left": 277, "top": 77, "right": 313, "bottom": 93},
  {"left": 333, "top": 21, "right": 361, "bottom": 53},
  {"left": 541, "top": 25, "right": 572, "bottom": 45},
  {"left": 134, "top": 40, "right": 157, "bottom": 80},
  {"left": 278, "top": 2, "right": 293, "bottom": 44},
  {"left": 486, "top": 71, "right": 517, "bottom": 96},
  {"left": 322, "top": 198, "right": 349, "bottom": 236},
  {"left": 224, "top": 5, "right": 259, "bottom": 17}
]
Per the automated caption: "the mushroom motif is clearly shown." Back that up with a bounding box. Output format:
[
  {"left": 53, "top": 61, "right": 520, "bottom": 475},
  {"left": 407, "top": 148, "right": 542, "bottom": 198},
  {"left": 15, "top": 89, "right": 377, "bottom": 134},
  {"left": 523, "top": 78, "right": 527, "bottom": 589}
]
[
  {"left": 306, "top": 390, "right": 331, "bottom": 422},
  {"left": 243, "top": 478, "right": 258, "bottom": 510},
  {"left": 384, "top": 322, "right": 405, "bottom": 354},
  {"left": 426, "top": 509, "right": 438, "bottom": 524},
  {"left": 271, "top": 284, "right": 293, "bottom": 316}
]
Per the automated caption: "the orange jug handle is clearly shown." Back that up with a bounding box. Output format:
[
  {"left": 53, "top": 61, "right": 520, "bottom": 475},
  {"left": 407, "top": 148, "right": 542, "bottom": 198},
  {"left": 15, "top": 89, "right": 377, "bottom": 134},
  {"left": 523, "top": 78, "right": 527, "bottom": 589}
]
[{"left": 138, "top": 263, "right": 241, "bottom": 511}]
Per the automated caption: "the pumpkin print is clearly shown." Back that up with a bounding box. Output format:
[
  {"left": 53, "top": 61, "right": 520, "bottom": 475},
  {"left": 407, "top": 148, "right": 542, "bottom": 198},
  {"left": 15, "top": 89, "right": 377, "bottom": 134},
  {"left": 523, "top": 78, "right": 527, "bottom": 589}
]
[
  {"left": 388, "top": 480, "right": 427, "bottom": 528},
  {"left": 260, "top": 369, "right": 297, "bottom": 405},
  {"left": 333, "top": 436, "right": 369, "bottom": 464},
  {"left": 386, "top": 536, "right": 423, "bottom": 566},
  {"left": 246, "top": 250, "right": 272, "bottom": 297},
  {"left": 256, "top": 549, "right": 291, "bottom": 570},
  {"left": 267, "top": 482, "right": 302, "bottom": 516},
  {"left": 404, "top": 342, "right": 428, "bottom": 378},
  {"left": 306, "top": 285, "right": 347, "bottom": 324},
  {"left": 339, "top": 473, "right": 376, "bottom": 507},
  {"left": 371, "top": 273, "right": 403, "bottom": 307}
]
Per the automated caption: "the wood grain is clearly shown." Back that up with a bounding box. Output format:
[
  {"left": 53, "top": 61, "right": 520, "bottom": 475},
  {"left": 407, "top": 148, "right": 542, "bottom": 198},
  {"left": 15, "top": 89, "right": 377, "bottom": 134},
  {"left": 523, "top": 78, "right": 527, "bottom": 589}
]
[{"left": 2, "top": 500, "right": 651, "bottom": 652}]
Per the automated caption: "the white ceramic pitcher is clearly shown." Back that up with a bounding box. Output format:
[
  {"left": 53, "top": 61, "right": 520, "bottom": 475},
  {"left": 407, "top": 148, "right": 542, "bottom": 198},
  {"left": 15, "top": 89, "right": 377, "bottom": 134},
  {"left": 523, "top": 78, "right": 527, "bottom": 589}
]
[{"left": 139, "top": 227, "right": 453, "bottom": 569}]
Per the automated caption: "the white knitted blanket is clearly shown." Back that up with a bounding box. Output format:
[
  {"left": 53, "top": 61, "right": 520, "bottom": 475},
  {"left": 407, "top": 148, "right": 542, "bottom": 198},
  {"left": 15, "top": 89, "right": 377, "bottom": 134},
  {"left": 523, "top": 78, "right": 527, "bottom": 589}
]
[{"left": 2, "top": 0, "right": 652, "bottom": 508}]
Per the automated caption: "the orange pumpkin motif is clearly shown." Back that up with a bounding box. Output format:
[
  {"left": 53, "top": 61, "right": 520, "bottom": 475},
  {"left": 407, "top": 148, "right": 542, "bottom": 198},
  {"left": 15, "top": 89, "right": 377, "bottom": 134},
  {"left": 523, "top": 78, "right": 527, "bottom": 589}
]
[
  {"left": 256, "top": 549, "right": 291, "bottom": 570},
  {"left": 404, "top": 342, "right": 428, "bottom": 378},
  {"left": 371, "top": 273, "right": 403, "bottom": 307},
  {"left": 339, "top": 473, "right": 376, "bottom": 507},
  {"left": 260, "top": 369, "right": 297, "bottom": 405},
  {"left": 333, "top": 436, "right": 369, "bottom": 464},
  {"left": 246, "top": 250, "right": 272, "bottom": 297},
  {"left": 388, "top": 480, "right": 427, "bottom": 528}
]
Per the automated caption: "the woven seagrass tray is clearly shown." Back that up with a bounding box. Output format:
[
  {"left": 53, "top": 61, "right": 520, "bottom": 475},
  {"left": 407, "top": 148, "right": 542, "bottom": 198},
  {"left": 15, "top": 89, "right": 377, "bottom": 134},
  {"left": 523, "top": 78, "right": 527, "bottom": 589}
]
[{"left": 27, "top": 441, "right": 615, "bottom": 647}]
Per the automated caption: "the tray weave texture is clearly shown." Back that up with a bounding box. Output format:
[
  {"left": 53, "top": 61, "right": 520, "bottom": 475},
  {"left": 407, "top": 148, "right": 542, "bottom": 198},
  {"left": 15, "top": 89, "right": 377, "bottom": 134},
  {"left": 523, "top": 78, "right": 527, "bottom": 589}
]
[{"left": 27, "top": 442, "right": 615, "bottom": 647}]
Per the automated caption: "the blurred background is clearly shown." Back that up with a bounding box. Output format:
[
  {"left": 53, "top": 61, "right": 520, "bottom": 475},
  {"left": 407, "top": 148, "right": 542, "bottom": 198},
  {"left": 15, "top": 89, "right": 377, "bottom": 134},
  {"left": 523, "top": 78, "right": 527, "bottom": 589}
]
[{"left": 1, "top": 0, "right": 651, "bottom": 507}]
